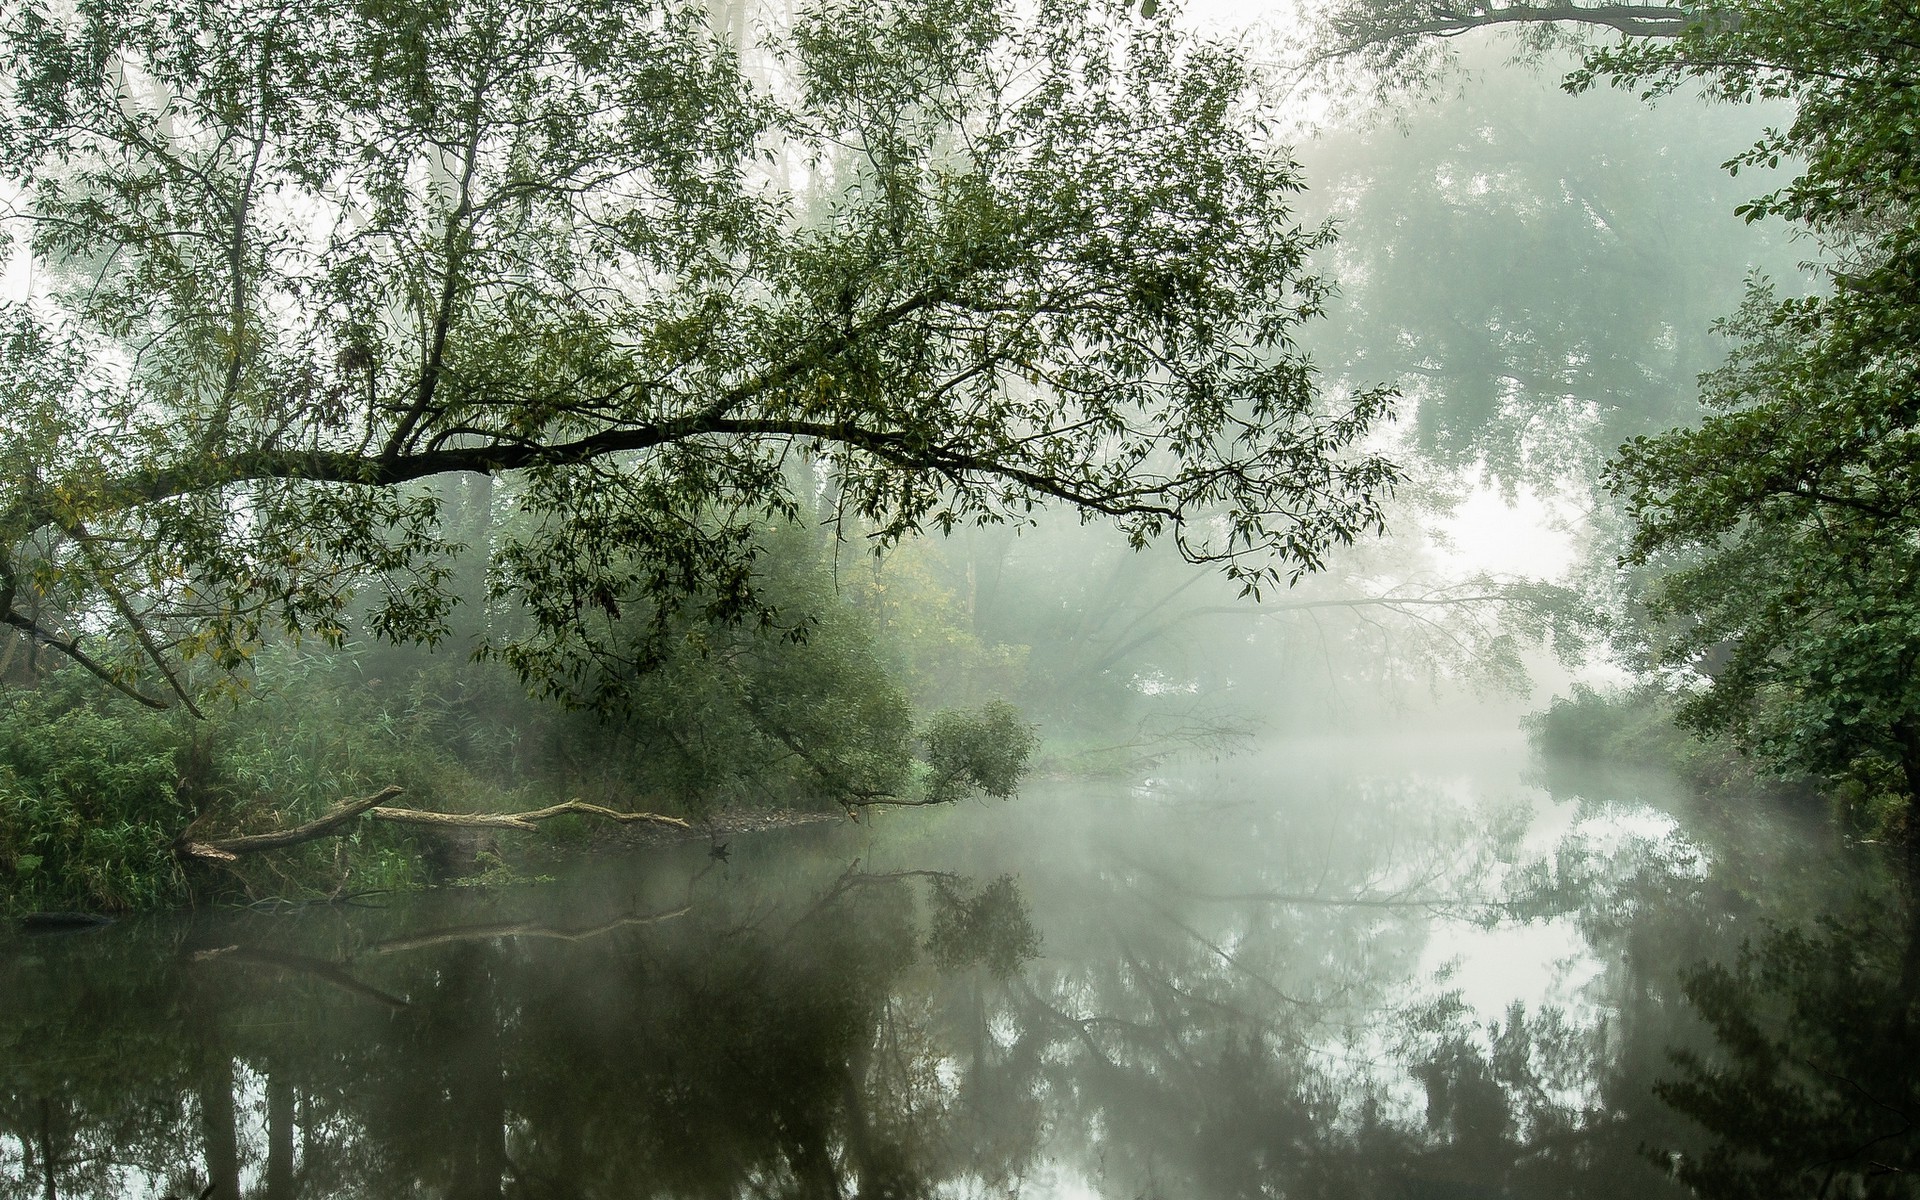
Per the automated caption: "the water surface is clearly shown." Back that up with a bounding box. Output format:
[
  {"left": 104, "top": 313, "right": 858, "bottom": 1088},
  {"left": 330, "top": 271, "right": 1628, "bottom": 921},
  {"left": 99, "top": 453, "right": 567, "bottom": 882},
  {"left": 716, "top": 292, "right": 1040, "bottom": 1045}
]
[{"left": 2, "top": 735, "right": 1908, "bottom": 1198}]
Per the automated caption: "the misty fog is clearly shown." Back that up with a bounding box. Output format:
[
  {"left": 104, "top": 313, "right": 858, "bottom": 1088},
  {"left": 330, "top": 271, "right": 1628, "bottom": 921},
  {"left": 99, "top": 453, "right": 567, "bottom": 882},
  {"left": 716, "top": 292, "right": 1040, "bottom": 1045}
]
[{"left": 2, "top": 0, "right": 1914, "bottom": 1196}]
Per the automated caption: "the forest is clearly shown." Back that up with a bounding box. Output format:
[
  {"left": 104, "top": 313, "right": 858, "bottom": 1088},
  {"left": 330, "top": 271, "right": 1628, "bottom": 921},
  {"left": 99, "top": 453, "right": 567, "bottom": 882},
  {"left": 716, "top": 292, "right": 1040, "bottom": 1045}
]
[
  {"left": 14, "top": 1, "right": 1920, "bottom": 1198},
  {"left": 0, "top": 0, "right": 1907, "bottom": 911}
]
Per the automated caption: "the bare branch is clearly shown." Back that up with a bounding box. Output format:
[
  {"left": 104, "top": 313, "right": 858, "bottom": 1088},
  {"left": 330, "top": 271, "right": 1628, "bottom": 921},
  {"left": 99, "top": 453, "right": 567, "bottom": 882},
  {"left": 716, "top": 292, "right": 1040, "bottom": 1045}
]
[
  {"left": 368, "top": 800, "right": 692, "bottom": 833},
  {"left": 1, "top": 609, "right": 171, "bottom": 710},
  {"left": 177, "top": 785, "right": 406, "bottom": 861}
]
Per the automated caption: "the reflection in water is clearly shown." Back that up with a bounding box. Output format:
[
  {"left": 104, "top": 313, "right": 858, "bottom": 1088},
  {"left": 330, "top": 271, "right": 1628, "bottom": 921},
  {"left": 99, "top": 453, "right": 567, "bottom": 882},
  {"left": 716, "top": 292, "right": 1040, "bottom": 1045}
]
[
  {"left": 1656, "top": 902, "right": 1920, "bottom": 1199},
  {"left": 0, "top": 861, "right": 1040, "bottom": 1200},
  {"left": 0, "top": 739, "right": 1901, "bottom": 1198}
]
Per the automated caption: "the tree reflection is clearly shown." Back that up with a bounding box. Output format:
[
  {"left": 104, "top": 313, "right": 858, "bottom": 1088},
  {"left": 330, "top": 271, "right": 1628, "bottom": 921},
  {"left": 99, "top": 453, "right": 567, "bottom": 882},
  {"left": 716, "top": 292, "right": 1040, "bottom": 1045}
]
[
  {"left": 1652, "top": 899, "right": 1920, "bottom": 1199},
  {"left": 0, "top": 864, "right": 1046, "bottom": 1200},
  {"left": 3, "top": 763, "right": 1912, "bottom": 1200}
]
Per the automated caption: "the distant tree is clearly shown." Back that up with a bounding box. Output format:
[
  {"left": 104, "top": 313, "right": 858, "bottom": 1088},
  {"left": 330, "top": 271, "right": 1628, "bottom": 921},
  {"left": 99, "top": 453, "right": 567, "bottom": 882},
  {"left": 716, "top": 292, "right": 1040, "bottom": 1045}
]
[
  {"left": 0, "top": 0, "right": 1395, "bottom": 714},
  {"left": 1586, "top": 1, "right": 1920, "bottom": 844},
  {"left": 1299, "top": 53, "right": 1792, "bottom": 497},
  {"left": 1282, "top": 0, "right": 1717, "bottom": 105}
]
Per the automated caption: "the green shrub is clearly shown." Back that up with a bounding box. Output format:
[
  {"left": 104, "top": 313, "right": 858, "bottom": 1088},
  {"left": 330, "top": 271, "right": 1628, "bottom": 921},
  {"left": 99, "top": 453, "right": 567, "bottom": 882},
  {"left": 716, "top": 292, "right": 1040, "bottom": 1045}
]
[
  {"left": 921, "top": 700, "right": 1037, "bottom": 803},
  {"left": 0, "top": 689, "right": 190, "bottom": 914},
  {"left": 1526, "top": 683, "right": 1813, "bottom": 804}
]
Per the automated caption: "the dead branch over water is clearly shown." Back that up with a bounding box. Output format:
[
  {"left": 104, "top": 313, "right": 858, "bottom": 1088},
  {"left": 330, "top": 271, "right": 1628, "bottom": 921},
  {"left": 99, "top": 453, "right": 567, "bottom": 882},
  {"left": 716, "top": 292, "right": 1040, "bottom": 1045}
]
[{"left": 176, "top": 788, "right": 692, "bottom": 865}]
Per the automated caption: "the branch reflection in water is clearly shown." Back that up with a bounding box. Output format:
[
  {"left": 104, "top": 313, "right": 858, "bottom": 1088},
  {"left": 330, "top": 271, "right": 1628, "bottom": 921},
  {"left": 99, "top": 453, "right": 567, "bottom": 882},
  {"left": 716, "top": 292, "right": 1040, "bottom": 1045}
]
[{"left": 0, "top": 743, "right": 1902, "bottom": 1199}]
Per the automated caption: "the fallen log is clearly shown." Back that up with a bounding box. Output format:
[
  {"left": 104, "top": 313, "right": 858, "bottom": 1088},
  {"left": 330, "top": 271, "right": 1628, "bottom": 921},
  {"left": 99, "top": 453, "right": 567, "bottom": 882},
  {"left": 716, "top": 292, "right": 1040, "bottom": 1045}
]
[
  {"left": 176, "top": 789, "right": 691, "bottom": 864},
  {"left": 372, "top": 906, "right": 692, "bottom": 954},
  {"left": 369, "top": 799, "right": 692, "bottom": 834},
  {"left": 177, "top": 786, "right": 406, "bottom": 863}
]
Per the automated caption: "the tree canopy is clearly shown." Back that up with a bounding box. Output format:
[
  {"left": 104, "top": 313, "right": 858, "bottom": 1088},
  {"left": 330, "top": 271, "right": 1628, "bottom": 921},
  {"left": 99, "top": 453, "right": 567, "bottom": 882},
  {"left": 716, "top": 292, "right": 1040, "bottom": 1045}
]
[
  {"left": 1299, "top": 49, "right": 1790, "bottom": 495},
  {"left": 0, "top": 0, "right": 1395, "bottom": 712},
  {"left": 1584, "top": 0, "right": 1920, "bottom": 829}
]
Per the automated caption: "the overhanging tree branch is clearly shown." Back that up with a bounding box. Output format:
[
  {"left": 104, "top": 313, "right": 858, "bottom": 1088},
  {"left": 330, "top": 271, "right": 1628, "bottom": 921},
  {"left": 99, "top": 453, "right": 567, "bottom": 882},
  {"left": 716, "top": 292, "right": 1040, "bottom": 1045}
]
[
  {"left": 1358, "top": 3, "right": 1702, "bottom": 42},
  {"left": 0, "top": 0, "right": 1395, "bottom": 709},
  {"left": 0, "top": 609, "right": 171, "bottom": 710}
]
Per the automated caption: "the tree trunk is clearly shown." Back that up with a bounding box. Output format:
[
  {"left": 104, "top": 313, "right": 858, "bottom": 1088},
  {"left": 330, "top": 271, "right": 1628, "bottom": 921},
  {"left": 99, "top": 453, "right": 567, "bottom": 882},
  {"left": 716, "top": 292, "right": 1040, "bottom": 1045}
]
[
  {"left": 37, "top": 1098, "right": 57, "bottom": 1200},
  {"left": 1895, "top": 718, "right": 1920, "bottom": 882},
  {"left": 444, "top": 951, "right": 507, "bottom": 1200},
  {"left": 266, "top": 1068, "right": 296, "bottom": 1200},
  {"left": 197, "top": 1058, "right": 240, "bottom": 1200}
]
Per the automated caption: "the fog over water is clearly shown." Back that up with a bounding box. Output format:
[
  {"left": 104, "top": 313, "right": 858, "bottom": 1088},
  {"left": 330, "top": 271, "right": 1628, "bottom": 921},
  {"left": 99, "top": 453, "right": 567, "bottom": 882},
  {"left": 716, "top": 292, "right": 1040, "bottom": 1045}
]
[
  {"left": 7, "top": 0, "right": 1915, "bottom": 1194},
  {"left": 2, "top": 731, "right": 1887, "bottom": 1198}
]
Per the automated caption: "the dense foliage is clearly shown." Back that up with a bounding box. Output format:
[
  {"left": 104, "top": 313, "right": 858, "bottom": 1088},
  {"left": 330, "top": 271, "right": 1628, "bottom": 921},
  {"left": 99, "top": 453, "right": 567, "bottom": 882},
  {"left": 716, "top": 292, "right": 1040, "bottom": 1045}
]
[
  {"left": 0, "top": 0, "right": 1394, "bottom": 716},
  {"left": 0, "top": 683, "right": 187, "bottom": 912},
  {"left": 1575, "top": 1, "right": 1920, "bottom": 834},
  {"left": 0, "top": 535, "right": 1052, "bottom": 912},
  {"left": 0, "top": 0, "right": 1413, "bottom": 904},
  {"left": 1657, "top": 906, "right": 1920, "bottom": 1198}
]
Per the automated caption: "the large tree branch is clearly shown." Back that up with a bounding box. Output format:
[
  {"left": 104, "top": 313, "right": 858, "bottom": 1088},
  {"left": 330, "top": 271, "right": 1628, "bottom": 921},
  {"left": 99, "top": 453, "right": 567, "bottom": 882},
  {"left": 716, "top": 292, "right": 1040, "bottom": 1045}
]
[
  {"left": 384, "top": 80, "right": 490, "bottom": 461},
  {"left": 1331, "top": 2, "right": 1704, "bottom": 52},
  {"left": 7, "top": 286, "right": 973, "bottom": 532},
  {"left": 178, "top": 785, "right": 407, "bottom": 862},
  {"left": 176, "top": 790, "right": 692, "bottom": 865},
  {"left": 20, "top": 409, "right": 1185, "bottom": 537}
]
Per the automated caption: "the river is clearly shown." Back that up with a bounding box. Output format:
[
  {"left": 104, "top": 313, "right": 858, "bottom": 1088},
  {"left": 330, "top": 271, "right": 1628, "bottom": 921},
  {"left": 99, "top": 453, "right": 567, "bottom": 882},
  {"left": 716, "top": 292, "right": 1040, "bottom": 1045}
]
[{"left": 2, "top": 733, "right": 1912, "bottom": 1199}]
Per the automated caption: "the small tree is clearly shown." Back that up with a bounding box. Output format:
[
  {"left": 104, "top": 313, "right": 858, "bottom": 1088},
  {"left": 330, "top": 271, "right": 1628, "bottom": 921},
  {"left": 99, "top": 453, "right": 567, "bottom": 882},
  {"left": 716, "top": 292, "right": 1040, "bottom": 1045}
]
[{"left": 922, "top": 701, "right": 1038, "bottom": 803}]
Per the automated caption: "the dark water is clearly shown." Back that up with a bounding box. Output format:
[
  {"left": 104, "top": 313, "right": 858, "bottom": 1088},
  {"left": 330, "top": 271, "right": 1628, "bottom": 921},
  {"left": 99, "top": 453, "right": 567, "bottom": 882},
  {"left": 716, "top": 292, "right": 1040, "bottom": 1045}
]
[{"left": 3, "top": 734, "right": 1914, "bottom": 1199}]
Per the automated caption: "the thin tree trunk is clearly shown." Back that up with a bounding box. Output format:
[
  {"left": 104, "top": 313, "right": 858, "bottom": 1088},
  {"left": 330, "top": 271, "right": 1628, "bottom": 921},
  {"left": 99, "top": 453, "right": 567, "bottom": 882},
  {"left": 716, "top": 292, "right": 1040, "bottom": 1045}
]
[
  {"left": 266, "top": 1068, "right": 295, "bottom": 1200},
  {"left": 37, "top": 1098, "right": 57, "bottom": 1200},
  {"left": 198, "top": 1058, "right": 240, "bottom": 1200},
  {"left": 1894, "top": 718, "right": 1920, "bottom": 997},
  {"left": 445, "top": 951, "right": 506, "bottom": 1200},
  {"left": 1896, "top": 719, "right": 1920, "bottom": 880}
]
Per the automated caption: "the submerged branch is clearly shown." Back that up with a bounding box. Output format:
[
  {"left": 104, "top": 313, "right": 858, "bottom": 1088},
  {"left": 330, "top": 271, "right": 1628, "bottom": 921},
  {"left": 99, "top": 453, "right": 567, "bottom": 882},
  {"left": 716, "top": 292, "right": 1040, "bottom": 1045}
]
[
  {"left": 371, "top": 906, "right": 692, "bottom": 954},
  {"left": 190, "top": 945, "right": 410, "bottom": 1009}
]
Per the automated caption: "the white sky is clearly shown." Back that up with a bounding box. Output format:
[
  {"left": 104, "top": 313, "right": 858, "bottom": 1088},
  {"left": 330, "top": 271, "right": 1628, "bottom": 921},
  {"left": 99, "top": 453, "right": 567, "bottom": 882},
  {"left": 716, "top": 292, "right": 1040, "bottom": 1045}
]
[{"left": 1441, "top": 484, "right": 1580, "bottom": 581}]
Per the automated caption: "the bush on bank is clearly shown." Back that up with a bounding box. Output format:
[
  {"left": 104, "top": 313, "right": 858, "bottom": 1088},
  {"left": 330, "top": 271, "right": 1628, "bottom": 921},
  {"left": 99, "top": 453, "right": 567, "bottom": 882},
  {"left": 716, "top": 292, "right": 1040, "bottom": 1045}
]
[
  {"left": 0, "top": 644, "right": 1035, "bottom": 916},
  {"left": 1523, "top": 684, "right": 1901, "bottom": 834}
]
